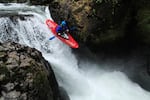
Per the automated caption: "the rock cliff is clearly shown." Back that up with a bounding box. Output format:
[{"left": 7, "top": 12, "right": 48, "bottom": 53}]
[
  {"left": 0, "top": 42, "right": 61, "bottom": 100},
  {"left": 49, "top": 0, "right": 150, "bottom": 52}
]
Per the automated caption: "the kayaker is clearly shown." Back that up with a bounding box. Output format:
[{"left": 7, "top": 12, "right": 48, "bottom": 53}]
[{"left": 56, "top": 20, "right": 69, "bottom": 36}]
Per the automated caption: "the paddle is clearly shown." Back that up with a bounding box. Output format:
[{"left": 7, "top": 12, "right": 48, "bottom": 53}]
[{"left": 49, "top": 36, "right": 55, "bottom": 40}]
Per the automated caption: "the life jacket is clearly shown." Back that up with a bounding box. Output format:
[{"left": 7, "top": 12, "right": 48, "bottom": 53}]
[
  {"left": 56, "top": 25, "right": 62, "bottom": 33},
  {"left": 56, "top": 25, "right": 68, "bottom": 33}
]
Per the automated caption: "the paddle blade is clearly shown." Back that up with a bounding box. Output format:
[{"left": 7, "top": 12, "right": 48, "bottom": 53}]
[{"left": 49, "top": 36, "right": 55, "bottom": 40}]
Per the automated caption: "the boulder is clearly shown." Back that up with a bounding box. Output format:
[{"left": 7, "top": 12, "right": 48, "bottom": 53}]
[
  {"left": 0, "top": 42, "right": 61, "bottom": 100},
  {"left": 49, "top": 0, "right": 150, "bottom": 52}
]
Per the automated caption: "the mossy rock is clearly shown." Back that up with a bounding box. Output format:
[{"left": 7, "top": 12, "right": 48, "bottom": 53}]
[
  {"left": 0, "top": 52, "right": 6, "bottom": 58},
  {"left": 0, "top": 42, "right": 61, "bottom": 100},
  {"left": 33, "top": 71, "right": 53, "bottom": 100},
  {"left": 137, "top": 8, "right": 150, "bottom": 44}
]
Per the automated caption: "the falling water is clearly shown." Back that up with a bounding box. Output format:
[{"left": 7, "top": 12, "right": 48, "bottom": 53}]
[{"left": 0, "top": 3, "right": 150, "bottom": 100}]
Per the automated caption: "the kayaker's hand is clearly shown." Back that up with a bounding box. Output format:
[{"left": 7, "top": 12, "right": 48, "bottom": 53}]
[{"left": 66, "top": 29, "right": 69, "bottom": 32}]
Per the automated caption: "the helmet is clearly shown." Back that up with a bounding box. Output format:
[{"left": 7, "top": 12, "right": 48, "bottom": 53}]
[{"left": 61, "top": 21, "right": 66, "bottom": 26}]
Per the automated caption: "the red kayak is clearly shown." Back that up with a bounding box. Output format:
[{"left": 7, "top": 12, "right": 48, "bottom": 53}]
[{"left": 46, "top": 19, "right": 79, "bottom": 48}]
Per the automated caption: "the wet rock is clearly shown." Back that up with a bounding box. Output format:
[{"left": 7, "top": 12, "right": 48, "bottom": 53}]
[
  {"left": 8, "top": 51, "right": 19, "bottom": 61},
  {"left": 136, "top": 7, "right": 150, "bottom": 44},
  {"left": 0, "top": 74, "right": 5, "bottom": 81},
  {"left": 6, "top": 58, "right": 19, "bottom": 70},
  {"left": 0, "top": 42, "right": 62, "bottom": 100},
  {"left": 50, "top": 0, "right": 121, "bottom": 50},
  {"left": 20, "top": 57, "right": 32, "bottom": 67},
  {"left": 3, "top": 83, "right": 15, "bottom": 92},
  {"left": 50, "top": 0, "right": 150, "bottom": 53},
  {"left": 0, "top": 52, "right": 6, "bottom": 58},
  {"left": 20, "top": 93, "right": 27, "bottom": 100},
  {"left": 2, "top": 90, "right": 21, "bottom": 100},
  {"left": 59, "top": 87, "right": 70, "bottom": 100}
]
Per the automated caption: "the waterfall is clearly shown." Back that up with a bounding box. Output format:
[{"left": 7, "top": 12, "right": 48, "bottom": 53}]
[{"left": 0, "top": 3, "right": 150, "bottom": 100}]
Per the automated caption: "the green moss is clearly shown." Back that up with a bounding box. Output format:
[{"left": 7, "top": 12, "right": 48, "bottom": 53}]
[
  {"left": 33, "top": 71, "right": 52, "bottom": 100},
  {"left": 91, "top": 28, "right": 122, "bottom": 44},
  {"left": 137, "top": 9, "right": 150, "bottom": 30},
  {"left": 0, "top": 65, "right": 9, "bottom": 74},
  {"left": 0, "top": 52, "right": 6, "bottom": 58},
  {"left": 0, "top": 65, "right": 10, "bottom": 83},
  {"left": 137, "top": 8, "right": 150, "bottom": 43}
]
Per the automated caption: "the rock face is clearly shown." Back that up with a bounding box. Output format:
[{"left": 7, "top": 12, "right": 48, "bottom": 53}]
[
  {"left": 49, "top": 0, "right": 150, "bottom": 52},
  {"left": 0, "top": 42, "right": 60, "bottom": 100},
  {"left": 0, "top": 0, "right": 52, "bottom": 4}
]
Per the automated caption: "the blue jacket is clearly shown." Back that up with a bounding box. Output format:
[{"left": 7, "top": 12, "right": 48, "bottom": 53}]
[{"left": 56, "top": 25, "right": 68, "bottom": 33}]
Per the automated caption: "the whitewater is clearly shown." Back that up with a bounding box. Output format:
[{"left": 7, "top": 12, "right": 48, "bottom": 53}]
[{"left": 0, "top": 3, "right": 150, "bottom": 100}]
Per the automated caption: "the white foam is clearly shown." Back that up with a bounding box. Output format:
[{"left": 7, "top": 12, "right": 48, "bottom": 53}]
[{"left": 0, "top": 3, "right": 150, "bottom": 100}]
